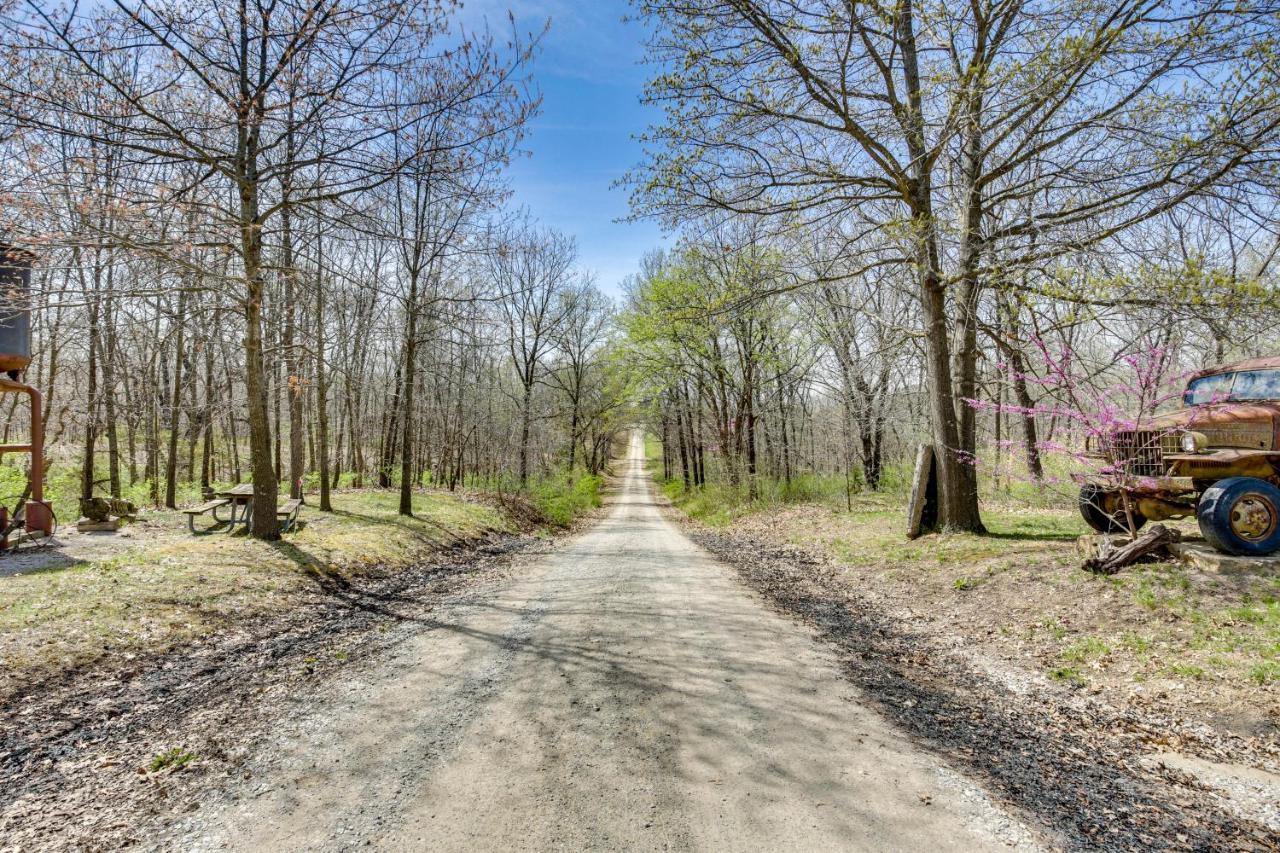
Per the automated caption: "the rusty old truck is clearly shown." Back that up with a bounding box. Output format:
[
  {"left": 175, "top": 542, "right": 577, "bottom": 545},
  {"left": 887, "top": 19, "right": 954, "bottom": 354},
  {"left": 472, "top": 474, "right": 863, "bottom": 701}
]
[{"left": 1080, "top": 356, "right": 1280, "bottom": 556}]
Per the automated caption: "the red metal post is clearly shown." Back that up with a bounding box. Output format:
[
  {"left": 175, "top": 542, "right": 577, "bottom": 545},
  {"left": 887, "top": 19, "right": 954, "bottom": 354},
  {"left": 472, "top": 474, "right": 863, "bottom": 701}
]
[
  {"left": 24, "top": 383, "right": 51, "bottom": 534},
  {"left": 0, "top": 378, "right": 51, "bottom": 536},
  {"left": 22, "top": 383, "right": 40, "bottom": 501}
]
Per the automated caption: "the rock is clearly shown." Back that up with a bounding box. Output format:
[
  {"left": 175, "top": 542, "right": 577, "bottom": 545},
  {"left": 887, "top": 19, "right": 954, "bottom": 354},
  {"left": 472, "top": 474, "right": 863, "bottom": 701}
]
[
  {"left": 1168, "top": 541, "right": 1280, "bottom": 575},
  {"left": 76, "top": 518, "right": 123, "bottom": 533}
]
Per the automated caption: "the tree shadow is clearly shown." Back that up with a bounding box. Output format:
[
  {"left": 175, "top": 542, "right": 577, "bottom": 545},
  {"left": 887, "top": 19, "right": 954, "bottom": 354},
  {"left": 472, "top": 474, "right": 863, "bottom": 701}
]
[
  {"left": 0, "top": 550, "right": 89, "bottom": 578},
  {"left": 266, "top": 540, "right": 332, "bottom": 576},
  {"left": 329, "top": 507, "right": 472, "bottom": 547},
  {"left": 982, "top": 529, "right": 1080, "bottom": 543},
  {"left": 263, "top": 535, "right": 517, "bottom": 623}
]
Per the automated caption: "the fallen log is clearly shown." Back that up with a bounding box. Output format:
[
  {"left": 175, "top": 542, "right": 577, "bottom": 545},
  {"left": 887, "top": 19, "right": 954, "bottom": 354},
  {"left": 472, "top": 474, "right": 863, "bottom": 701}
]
[{"left": 1083, "top": 523, "right": 1181, "bottom": 575}]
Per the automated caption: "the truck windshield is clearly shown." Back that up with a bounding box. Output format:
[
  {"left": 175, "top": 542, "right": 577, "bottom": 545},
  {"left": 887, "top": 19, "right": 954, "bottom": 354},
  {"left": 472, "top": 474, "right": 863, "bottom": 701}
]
[{"left": 1185, "top": 369, "right": 1280, "bottom": 405}]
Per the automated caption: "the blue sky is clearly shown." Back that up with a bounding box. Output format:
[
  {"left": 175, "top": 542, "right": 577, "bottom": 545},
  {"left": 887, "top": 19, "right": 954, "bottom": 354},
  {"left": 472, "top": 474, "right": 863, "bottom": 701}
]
[{"left": 459, "top": 1, "right": 667, "bottom": 295}]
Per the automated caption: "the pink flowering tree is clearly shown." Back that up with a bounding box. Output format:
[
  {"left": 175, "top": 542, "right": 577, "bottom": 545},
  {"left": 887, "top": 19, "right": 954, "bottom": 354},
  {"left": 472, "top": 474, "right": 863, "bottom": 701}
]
[{"left": 968, "top": 338, "right": 1213, "bottom": 534}]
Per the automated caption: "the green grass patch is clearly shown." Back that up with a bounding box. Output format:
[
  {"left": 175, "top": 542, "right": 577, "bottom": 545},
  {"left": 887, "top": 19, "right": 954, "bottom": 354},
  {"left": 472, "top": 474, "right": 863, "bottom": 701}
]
[
  {"left": 1120, "top": 631, "right": 1153, "bottom": 655},
  {"left": 529, "top": 471, "right": 603, "bottom": 527},
  {"left": 1249, "top": 660, "right": 1280, "bottom": 685},
  {"left": 643, "top": 433, "right": 663, "bottom": 469},
  {"left": 1167, "top": 663, "right": 1205, "bottom": 680},
  {"left": 1048, "top": 666, "right": 1087, "bottom": 687},
  {"left": 1060, "top": 636, "right": 1110, "bottom": 663},
  {"left": 1038, "top": 618, "right": 1068, "bottom": 641},
  {"left": 148, "top": 747, "right": 197, "bottom": 772},
  {"left": 1228, "top": 603, "right": 1274, "bottom": 625}
]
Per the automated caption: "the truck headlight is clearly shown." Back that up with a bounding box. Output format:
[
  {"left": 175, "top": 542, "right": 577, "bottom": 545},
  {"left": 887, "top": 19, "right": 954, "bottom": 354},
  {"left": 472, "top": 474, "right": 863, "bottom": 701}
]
[{"left": 1181, "top": 431, "right": 1208, "bottom": 453}]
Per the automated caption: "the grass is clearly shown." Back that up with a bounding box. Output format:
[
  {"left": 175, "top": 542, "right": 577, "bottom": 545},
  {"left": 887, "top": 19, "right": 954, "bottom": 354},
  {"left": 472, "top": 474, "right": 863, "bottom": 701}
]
[
  {"left": 1060, "top": 636, "right": 1110, "bottom": 663},
  {"left": 0, "top": 488, "right": 515, "bottom": 697},
  {"left": 643, "top": 433, "right": 664, "bottom": 470},
  {"left": 148, "top": 747, "right": 197, "bottom": 772},
  {"left": 660, "top": 474, "right": 862, "bottom": 528},
  {"left": 1048, "top": 666, "right": 1087, "bottom": 687},
  {"left": 0, "top": 448, "right": 600, "bottom": 537},
  {"left": 1249, "top": 661, "right": 1280, "bottom": 685},
  {"left": 1039, "top": 618, "right": 1068, "bottom": 641},
  {"left": 1168, "top": 663, "right": 1205, "bottom": 680},
  {"left": 1121, "top": 631, "right": 1153, "bottom": 655},
  {"left": 529, "top": 471, "right": 604, "bottom": 527},
  {"left": 0, "top": 459, "right": 204, "bottom": 530}
]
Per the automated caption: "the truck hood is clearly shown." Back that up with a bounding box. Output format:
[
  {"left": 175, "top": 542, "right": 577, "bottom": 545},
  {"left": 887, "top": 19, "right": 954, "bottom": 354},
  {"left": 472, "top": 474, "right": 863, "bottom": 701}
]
[{"left": 1144, "top": 403, "right": 1280, "bottom": 450}]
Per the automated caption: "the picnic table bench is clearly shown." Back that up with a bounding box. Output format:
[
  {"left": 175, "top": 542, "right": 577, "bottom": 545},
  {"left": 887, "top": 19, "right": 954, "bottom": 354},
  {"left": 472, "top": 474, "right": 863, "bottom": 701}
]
[
  {"left": 185, "top": 485, "right": 303, "bottom": 534},
  {"left": 182, "top": 498, "right": 231, "bottom": 532},
  {"left": 213, "top": 483, "right": 256, "bottom": 533},
  {"left": 277, "top": 498, "right": 302, "bottom": 533}
]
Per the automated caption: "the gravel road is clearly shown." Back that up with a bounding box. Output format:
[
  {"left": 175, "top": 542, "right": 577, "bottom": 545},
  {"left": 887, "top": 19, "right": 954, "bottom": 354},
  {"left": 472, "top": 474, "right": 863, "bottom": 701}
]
[{"left": 183, "top": 433, "right": 1033, "bottom": 851}]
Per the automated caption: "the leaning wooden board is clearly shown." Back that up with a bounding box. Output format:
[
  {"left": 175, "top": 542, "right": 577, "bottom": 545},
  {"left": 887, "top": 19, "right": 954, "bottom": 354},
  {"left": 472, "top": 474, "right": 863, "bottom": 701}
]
[{"left": 906, "top": 443, "right": 936, "bottom": 539}]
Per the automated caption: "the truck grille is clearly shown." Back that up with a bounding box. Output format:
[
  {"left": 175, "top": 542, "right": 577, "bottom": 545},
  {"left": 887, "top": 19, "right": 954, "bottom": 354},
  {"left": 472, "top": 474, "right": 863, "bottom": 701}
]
[{"left": 1098, "top": 429, "right": 1177, "bottom": 477}]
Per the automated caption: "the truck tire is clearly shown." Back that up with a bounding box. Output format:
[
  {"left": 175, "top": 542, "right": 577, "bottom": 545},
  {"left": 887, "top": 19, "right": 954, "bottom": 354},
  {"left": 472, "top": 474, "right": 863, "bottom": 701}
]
[
  {"left": 1197, "top": 477, "right": 1280, "bottom": 556},
  {"left": 1078, "top": 484, "right": 1146, "bottom": 534}
]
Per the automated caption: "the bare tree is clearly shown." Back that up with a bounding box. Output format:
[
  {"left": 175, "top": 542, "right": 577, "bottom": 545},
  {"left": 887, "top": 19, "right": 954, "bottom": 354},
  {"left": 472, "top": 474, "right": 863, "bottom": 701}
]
[{"left": 492, "top": 221, "right": 577, "bottom": 488}]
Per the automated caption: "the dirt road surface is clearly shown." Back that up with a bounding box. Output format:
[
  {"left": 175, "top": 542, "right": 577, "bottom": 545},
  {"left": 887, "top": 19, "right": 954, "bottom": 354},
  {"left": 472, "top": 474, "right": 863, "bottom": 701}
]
[{"left": 181, "top": 433, "right": 1032, "bottom": 851}]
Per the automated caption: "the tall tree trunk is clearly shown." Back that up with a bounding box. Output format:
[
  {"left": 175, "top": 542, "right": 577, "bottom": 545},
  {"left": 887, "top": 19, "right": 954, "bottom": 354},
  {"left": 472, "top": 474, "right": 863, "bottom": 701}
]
[
  {"left": 240, "top": 188, "right": 279, "bottom": 537},
  {"left": 898, "top": 0, "right": 984, "bottom": 532},
  {"left": 567, "top": 400, "right": 580, "bottom": 472},
  {"left": 102, "top": 304, "right": 121, "bottom": 497},
  {"left": 281, "top": 136, "right": 303, "bottom": 501},
  {"left": 122, "top": 360, "right": 138, "bottom": 486},
  {"left": 1005, "top": 333, "right": 1044, "bottom": 481},
  {"left": 315, "top": 238, "right": 333, "bottom": 512},
  {"left": 80, "top": 255, "right": 99, "bottom": 502},
  {"left": 201, "top": 333, "right": 215, "bottom": 490},
  {"left": 988, "top": 292, "right": 1044, "bottom": 481},
  {"left": 379, "top": 354, "right": 402, "bottom": 488},
  {"left": 518, "top": 373, "right": 533, "bottom": 488},
  {"left": 398, "top": 277, "right": 419, "bottom": 516},
  {"left": 164, "top": 286, "right": 188, "bottom": 508},
  {"left": 675, "top": 402, "right": 691, "bottom": 488},
  {"left": 953, "top": 71, "right": 987, "bottom": 519}
]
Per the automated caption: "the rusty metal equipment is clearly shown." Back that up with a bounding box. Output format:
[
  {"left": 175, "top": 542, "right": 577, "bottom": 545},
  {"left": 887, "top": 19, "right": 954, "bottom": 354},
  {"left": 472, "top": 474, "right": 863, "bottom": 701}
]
[
  {"left": 0, "top": 246, "right": 52, "bottom": 544},
  {"left": 1081, "top": 355, "right": 1280, "bottom": 556}
]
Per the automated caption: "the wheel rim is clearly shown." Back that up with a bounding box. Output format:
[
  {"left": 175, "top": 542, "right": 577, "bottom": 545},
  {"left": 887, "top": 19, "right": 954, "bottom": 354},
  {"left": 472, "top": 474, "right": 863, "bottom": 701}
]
[{"left": 1228, "top": 493, "right": 1279, "bottom": 542}]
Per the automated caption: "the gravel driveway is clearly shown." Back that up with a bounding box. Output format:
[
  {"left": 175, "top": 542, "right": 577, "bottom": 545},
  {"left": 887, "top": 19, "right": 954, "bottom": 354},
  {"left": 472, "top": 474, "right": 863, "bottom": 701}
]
[{"left": 180, "top": 433, "right": 1032, "bottom": 851}]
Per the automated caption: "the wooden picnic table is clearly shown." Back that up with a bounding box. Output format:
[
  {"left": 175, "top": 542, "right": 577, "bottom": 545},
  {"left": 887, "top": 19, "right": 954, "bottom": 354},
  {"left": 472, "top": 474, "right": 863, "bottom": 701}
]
[{"left": 214, "top": 483, "right": 256, "bottom": 531}]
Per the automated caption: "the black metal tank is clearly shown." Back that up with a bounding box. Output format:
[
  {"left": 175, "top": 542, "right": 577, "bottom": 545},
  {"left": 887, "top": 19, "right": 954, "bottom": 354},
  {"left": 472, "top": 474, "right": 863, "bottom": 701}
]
[{"left": 0, "top": 246, "right": 33, "bottom": 374}]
